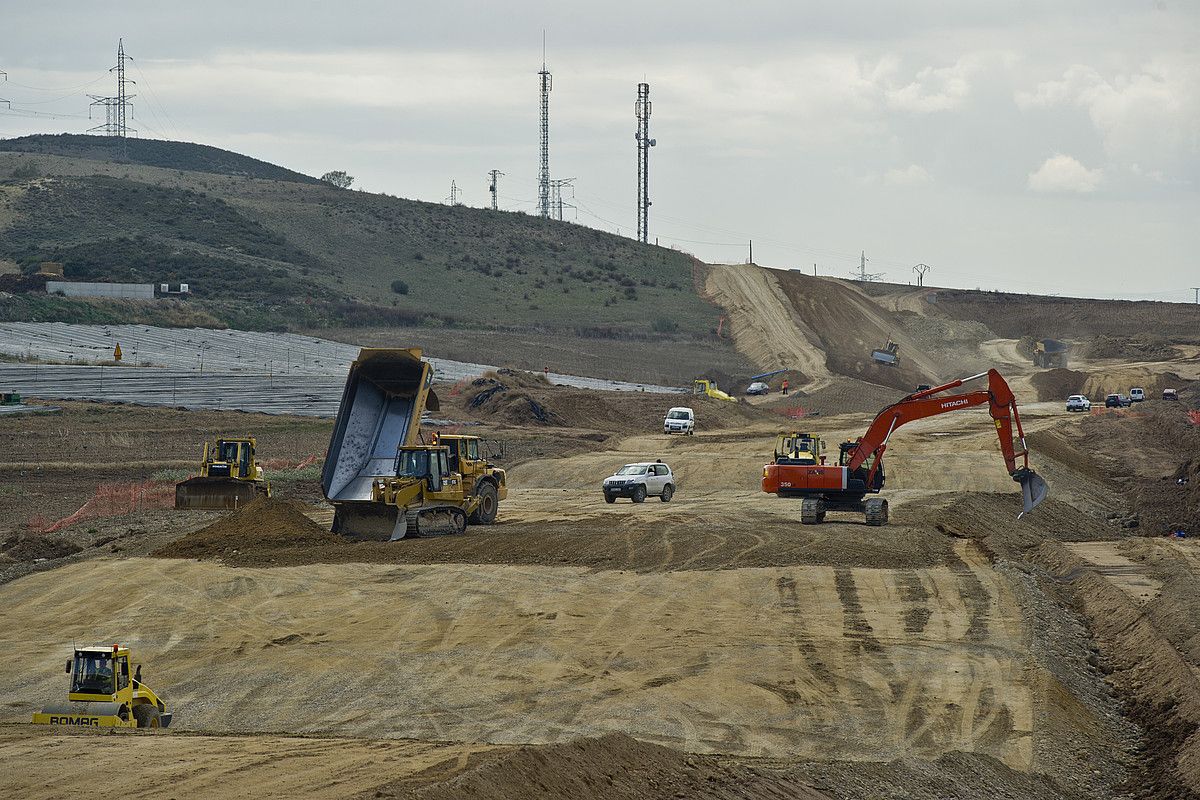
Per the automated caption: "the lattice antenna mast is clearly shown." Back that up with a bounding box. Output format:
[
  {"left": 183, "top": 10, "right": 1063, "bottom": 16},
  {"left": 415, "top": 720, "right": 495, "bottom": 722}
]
[
  {"left": 88, "top": 38, "right": 136, "bottom": 137},
  {"left": 487, "top": 169, "right": 505, "bottom": 210},
  {"left": 635, "top": 82, "right": 656, "bottom": 243},
  {"left": 912, "top": 263, "right": 930, "bottom": 287},
  {"left": 850, "top": 250, "right": 885, "bottom": 282},
  {"left": 446, "top": 180, "right": 461, "bottom": 206},
  {"left": 537, "top": 34, "right": 552, "bottom": 218}
]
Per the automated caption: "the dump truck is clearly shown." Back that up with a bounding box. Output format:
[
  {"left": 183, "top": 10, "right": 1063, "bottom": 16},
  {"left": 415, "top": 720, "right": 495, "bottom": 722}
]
[
  {"left": 693, "top": 379, "right": 736, "bottom": 402},
  {"left": 871, "top": 339, "right": 900, "bottom": 367},
  {"left": 32, "top": 644, "right": 172, "bottom": 729},
  {"left": 1033, "top": 338, "right": 1069, "bottom": 368},
  {"left": 175, "top": 437, "right": 271, "bottom": 509},
  {"left": 322, "top": 348, "right": 507, "bottom": 540},
  {"left": 763, "top": 370, "right": 1047, "bottom": 525}
]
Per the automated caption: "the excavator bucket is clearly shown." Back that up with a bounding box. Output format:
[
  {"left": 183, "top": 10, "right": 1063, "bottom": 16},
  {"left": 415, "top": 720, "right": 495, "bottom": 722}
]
[
  {"left": 175, "top": 477, "right": 268, "bottom": 510},
  {"left": 1018, "top": 470, "right": 1049, "bottom": 517}
]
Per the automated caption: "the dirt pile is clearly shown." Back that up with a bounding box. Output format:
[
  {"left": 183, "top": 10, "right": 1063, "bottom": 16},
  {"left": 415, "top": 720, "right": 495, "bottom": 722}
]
[
  {"left": 0, "top": 531, "right": 82, "bottom": 562},
  {"left": 153, "top": 497, "right": 338, "bottom": 561},
  {"left": 367, "top": 733, "right": 831, "bottom": 800},
  {"left": 1030, "top": 368, "right": 1088, "bottom": 401},
  {"left": 922, "top": 493, "right": 1118, "bottom": 560},
  {"left": 1085, "top": 334, "right": 1180, "bottom": 361},
  {"left": 454, "top": 369, "right": 771, "bottom": 433}
]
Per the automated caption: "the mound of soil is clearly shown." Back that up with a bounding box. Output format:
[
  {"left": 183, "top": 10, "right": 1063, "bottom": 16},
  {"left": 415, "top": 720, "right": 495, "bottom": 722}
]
[
  {"left": 455, "top": 370, "right": 771, "bottom": 433},
  {"left": 1030, "top": 368, "right": 1088, "bottom": 401},
  {"left": 0, "top": 532, "right": 82, "bottom": 562},
  {"left": 154, "top": 497, "right": 338, "bottom": 561},
  {"left": 368, "top": 732, "right": 830, "bottom": 800},
  {"left": 1085, "top": 334, "right": 1180, "bottom": 361}
]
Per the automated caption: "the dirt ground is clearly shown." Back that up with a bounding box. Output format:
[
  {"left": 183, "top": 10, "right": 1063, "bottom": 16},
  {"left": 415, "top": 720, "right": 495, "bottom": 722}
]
[{"left": 5, "top": 274, "right": 1200, "bottom": 798}]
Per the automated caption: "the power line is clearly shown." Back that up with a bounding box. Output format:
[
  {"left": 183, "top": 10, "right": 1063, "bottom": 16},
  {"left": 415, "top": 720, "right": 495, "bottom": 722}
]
[
  {"left": 913, "top": 263, "right": 931, "bottom": 287},
  {"left": 850, "top": 251, "right": 885, "bottom": 282},
  {"left": 87, "top": 38, "right": 136, "bottom": 138}
]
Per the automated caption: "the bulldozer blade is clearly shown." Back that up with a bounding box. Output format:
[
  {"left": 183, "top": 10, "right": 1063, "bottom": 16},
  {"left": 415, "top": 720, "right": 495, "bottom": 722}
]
[
  {"left": 175, "top": 478, "right": 267, "bottom": 510},
  {"left": 1018, "top": 470, "right": 1049, "bottom": 518},
  {"left": 389, "top": 514, "right": 410, "bottom": 541}
]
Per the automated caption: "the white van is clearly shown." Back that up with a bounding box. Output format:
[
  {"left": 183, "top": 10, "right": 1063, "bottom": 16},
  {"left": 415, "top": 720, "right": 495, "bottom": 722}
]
[
  {"left": 1129, "top": 387, "right": 1145, "bottom": 402},
  {"left": 663, "top": 407, "right": 695, "bottom": 435}
]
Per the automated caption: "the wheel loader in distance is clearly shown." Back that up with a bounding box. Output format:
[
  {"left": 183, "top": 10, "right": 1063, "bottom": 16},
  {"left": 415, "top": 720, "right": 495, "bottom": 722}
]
[
  {"left": 175, "top": 437, "right": 271, "bottom": 510},
  {"left": 322, "top": 348, "right": 507, "bottom": 540},
  {"left": 32, "top": 644, "right": 173, "bottom": 729},
  {"left": 762, "top": 369, "right": 1048, "bottom": 525}
]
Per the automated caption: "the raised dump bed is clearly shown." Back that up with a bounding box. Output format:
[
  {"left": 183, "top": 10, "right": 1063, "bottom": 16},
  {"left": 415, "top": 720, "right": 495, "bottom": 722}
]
[{"left": 321, "top": 348, "right": 438, "bottom": 514}]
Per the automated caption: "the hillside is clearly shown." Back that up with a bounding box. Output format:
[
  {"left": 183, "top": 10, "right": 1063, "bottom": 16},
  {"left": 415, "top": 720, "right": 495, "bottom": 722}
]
[
  {"left": 0, "top": 134, "right": 321, "bottom": 184},
  {"left": 0, "top": 141, "right": 719, "bottom": 338}
]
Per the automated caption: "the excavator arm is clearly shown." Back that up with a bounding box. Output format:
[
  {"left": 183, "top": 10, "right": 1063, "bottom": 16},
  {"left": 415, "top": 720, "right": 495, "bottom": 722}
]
[{"left": 846, "top": 369, "right": 1047, "bottom": 515}]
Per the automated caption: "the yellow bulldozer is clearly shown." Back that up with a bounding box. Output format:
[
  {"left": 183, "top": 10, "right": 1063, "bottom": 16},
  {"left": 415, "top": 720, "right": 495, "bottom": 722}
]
[
  {"left": 693, "top": 378, "right": 736, "bottom": 402},
  {"left": 32, "top": 644, "right": 172, "bottom": 729},
  {"left": 323, "top": 349, "right": 507, "bottom": 540},
  {"left": 175, "top": 437, "right": 271, "bottom": 510}
]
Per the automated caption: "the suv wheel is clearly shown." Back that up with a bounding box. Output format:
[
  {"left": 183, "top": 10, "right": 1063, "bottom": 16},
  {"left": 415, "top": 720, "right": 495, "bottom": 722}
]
[
  {"left": 660, "top": 484, "right": 674, "bottom": 502},
  {"left": 631, "top": 485, "right": 647, "bottom": 503}
]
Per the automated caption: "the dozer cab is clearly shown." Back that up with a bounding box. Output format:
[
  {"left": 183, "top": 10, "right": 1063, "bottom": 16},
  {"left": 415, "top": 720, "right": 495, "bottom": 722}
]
[
  {"left": 323, "top": 349, "right": 507, "bottom": 540},
  {"left": 175, "top": 437, "right": 271, "bottom": 510},
  {"left": 32, "top": 644, "right": 172, "bottom": 729},
  {"left": 773, "top": 431, "right": 824, "bottom": 466}
]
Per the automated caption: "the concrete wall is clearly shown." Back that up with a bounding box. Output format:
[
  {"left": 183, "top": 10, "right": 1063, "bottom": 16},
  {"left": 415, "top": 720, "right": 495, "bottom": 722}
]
[{"left": 46, "top": 281, "right": 155, "bottom": 300}]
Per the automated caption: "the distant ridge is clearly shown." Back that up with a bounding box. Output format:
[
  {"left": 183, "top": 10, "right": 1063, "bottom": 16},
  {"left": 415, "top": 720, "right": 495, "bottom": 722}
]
[{"left": 0, "top": 133, "right": 321, "bottom": 185}]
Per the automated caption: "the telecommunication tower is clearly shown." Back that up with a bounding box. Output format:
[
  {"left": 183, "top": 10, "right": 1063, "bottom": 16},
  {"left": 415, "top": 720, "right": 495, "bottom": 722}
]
[
  {"left": 487, "top": 169, "right": 504, "bottom": 210},
  {"left": 635, "top": 82, "right": 656, "bottom": 243},
  {"left": 88, "top": 39, "right": 136, "bottom": 137},
  {"left": 537, "top": 38, "right": 552, "bottom": 218}
]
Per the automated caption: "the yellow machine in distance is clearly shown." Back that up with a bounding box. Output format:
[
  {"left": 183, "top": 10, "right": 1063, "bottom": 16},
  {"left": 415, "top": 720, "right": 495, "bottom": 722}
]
[
  {"left": 32, "top": 644, "right": 172, "bottom": 729},
  {"left": 369, "top": 433, "right": 507, "bottom": 540},
  {"left": 773, "top": 431, "right": 825, "bottom": 465},
  {"left": 175, "top": 437, "right": 271, "bottom": 510},
  {"left": 693, "top": 379, "right": 736, "bottom": 402}
]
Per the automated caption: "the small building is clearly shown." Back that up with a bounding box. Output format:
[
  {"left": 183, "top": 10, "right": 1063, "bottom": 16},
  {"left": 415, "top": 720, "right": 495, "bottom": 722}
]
[
  {"left": 36, "top": 261, "right": 64, "bottom": 277},
  {"left": 46, "top": 281, "right": 156, "bottom": 300}
]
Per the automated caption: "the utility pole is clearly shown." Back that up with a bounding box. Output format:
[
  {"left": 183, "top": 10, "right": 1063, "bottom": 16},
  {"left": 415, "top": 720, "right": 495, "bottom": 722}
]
[
  {"left": 851, "top": 250, "right": 885, "bottom": 282},
  {"left": 88, "top": 39, "right": 136, "bottom": 138},
  {"left": 748, "top": 240, "right": 753, "bottom": 264},
  {"left": 1192, "top": 287, "right": 1200, "bottom": 304},
  {"left": 487, "top": 169, "right": 504, "bottom": 210},
  {"left": 537, "top": 34, "right": 552, "bottom": 218},
  {"left": 635, "top": 82, "right": 655, "bottom": 243},
  {"left": 446, "top": 180, "right": 460, "bottom": 206},
  {"left": 913, "top": 263, "right": 931, "bottom": 287},
  {"left": 549, "top": 177, "right": 575, "bottom": 221}
]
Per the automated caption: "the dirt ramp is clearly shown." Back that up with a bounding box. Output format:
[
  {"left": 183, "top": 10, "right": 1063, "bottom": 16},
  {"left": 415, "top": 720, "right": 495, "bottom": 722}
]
[
  {"left": 1030, "top": 369, "right": 1088, "bottom": 401},
  {"left": 368, "top": 733, "right": 831, "bottom": 800},
  {"left": 153, "top": 496, "right": 337, "bottom": 560}
]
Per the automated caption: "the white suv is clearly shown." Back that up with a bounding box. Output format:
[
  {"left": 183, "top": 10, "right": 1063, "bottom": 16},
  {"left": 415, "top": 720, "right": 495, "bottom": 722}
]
[
  {"left": 1066, "top": 395, "right": 1091, "bottom": 412},
  {"left": 602, "top": 461, "right": 675, "bottom": 503},
  {"left": 663, "top": 407, "right": 695, "bottom": 435}
]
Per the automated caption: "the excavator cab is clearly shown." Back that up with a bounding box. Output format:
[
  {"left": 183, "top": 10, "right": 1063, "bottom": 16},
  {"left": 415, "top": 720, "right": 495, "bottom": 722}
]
[{"left": 838, "top": 441, "right": 884, "bottom": 492}]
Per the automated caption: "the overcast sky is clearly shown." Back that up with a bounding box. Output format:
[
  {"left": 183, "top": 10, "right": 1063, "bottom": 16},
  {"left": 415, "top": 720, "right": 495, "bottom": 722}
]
[{"left": 2, "top": 1, "right": 1197, "bottom": 301}]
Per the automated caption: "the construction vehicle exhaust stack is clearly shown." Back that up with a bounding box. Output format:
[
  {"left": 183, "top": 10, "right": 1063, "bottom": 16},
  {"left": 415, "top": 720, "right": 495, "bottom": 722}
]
[
  {"left": 175, "top": 437, "right": 270, "bottom": 509},
  {"left": 32, "top": 644, "right": 172, "bottom": 729},
  {"left": 322, "top": 348, "right": 507, "bottom": 540}
]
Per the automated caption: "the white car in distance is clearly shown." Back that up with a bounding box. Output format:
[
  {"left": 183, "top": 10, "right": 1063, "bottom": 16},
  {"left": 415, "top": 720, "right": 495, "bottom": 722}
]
[
  {"left": 663, "top": 407, "right": 695, "bottom": 435},
  {"left": 1065, "top": 395, "right": 1091, "bottom": 412}
]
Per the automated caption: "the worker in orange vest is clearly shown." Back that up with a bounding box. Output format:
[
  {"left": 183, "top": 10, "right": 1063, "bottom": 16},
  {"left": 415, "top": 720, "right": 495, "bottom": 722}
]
[{"left": 781, "top": 378, "right": 789, "bottom": 395}]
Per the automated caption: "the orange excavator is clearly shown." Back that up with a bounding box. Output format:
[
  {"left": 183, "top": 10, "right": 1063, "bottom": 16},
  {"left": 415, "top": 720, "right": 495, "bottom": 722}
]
[{"left": 762, "top": 369, "right": 1048, "bottom": 525}]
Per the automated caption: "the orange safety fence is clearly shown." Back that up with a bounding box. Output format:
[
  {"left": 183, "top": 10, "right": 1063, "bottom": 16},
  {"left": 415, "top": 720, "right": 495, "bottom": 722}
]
[
  {"left": 260, "top": 454, "right": 321, "bottom": 471},
  {"left": 774, "top": 405, "right": 807, "bottom": 419},
  {"left": 30, "top": 480, "right": 176, "bottom": 534},
  {"left": 1188, "top": 410, "right": 1200, "bottom": 426}
]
